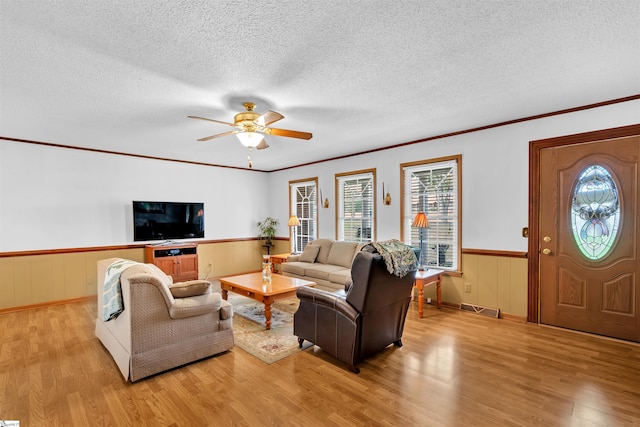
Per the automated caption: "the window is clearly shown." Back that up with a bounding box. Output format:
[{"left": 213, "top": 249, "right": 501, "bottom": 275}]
[
  {"left": 571, "top": 164, "right": 620, "bottom": 260},
  {"left": 289, "top": 178, "right": 318, "bottom": 253},
  {"left": 401, "top": 156, "right": 460, "bottom": 271},
  {"left": 336, "top": 169, "right": 376, "bottom": 242}
]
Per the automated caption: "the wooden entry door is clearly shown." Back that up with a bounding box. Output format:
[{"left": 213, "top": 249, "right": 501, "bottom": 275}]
[{"left": 538, "top": 133, "right": 640, "bottom": 342}]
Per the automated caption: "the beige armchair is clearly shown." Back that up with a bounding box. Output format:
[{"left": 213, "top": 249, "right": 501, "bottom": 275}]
[{"left": 95, "top": 258, "right": 234, "bottom": 382}]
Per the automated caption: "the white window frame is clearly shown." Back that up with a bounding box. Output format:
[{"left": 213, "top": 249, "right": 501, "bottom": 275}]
[
  {"left": 335, "top": 169, "right": 376, "bottom": 242},
  {"left": 289, "top": 178, "right": 318, "bottom": 253},
  {"left": 401, "top": 156, "right": 461, "bottom": 271}
]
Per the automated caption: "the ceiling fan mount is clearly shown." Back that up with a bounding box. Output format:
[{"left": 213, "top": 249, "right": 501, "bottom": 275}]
[{"left": 188, "top": 101, "right": 312, "bottom": 168}]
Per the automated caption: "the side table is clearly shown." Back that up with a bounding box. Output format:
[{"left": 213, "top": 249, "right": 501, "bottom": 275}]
[
  {"left": 270, "top": 253, "right": 291, "bottom": 274},
  {"left": 414, "top": 269, "right": 444, "bottom": 318}
]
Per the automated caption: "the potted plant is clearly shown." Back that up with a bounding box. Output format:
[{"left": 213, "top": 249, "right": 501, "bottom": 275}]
[{"left": 257, "top": 216, "right": 279, "bottom": 250}]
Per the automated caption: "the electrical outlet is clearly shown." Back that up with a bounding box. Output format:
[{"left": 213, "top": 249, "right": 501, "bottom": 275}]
[{"left": 464, "top": 282, "right": 472, "bottom": 293}]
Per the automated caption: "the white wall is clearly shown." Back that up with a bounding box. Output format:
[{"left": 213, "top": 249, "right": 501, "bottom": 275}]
[
  {"left": 0, "top": 142, "right": 270, "bottom": 251},
  {"left": 1, "top": 100, "right": 637, "bottom": 253},
  {"left": 267, "top": 100, "right": 640, "bottom": 252}
]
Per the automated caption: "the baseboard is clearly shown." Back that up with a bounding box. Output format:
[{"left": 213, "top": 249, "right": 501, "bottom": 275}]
[
  {"left": 499, "top": 312, "right": 527, "bottom": 322},
  {"left": 207, "top": 269, "right": 261, "bottom": 281},
  {"left": 441, "top": 301, "right": 461, "bottom": 310},
  {"left": 0, "top": 295, "right": 95, "bottom": 315}
]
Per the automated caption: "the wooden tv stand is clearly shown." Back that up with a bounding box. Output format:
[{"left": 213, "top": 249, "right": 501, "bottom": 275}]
[{"left": 144, "top": 243, "right": 198, "bottom": 282}]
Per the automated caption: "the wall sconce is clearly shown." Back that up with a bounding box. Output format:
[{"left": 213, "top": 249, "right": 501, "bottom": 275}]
[
  {"left": 382, "top": 183, "right": 391, "bottom": 206},
  {"left": 320, "top": 190, "right": 329, "bottom": 208}
]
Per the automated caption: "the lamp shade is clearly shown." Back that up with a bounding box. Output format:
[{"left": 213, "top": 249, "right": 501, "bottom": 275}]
[
  {"left": 288, "top": 215, "right": 300, "bottom": 226},
  {"left": 236, "top": 131, "right": 263, "bottom": 147},
  {"left": 411, "top": 211, "right": 429, "bottom": 228}
]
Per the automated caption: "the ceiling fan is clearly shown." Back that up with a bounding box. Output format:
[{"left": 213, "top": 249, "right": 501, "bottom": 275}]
[{"left": 188, "top": 102, "right": 312, "bottom": 167}]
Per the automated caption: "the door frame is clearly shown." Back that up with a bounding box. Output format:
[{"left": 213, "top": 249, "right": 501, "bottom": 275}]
[{"left": 527, "top": 124, "right": 640, "bottom": 323}]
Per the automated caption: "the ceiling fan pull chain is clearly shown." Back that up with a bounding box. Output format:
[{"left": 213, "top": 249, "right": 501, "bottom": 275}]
[{"left": 248, "top": 148, "right": 253, "bottom": 168}]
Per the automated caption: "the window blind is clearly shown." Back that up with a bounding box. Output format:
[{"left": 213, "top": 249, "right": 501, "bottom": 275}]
[
  {"left": 290, "top": 181, "right": 317, "bottom": 252},
  {"left": 337, "top": 172, "right": 374, "bottom": 242},
  {"left": 403, "top": 159, "right": 458, "bottom": 270}
]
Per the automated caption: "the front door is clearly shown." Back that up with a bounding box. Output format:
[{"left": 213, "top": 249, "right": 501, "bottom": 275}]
[{"left": 538, "top": 133, "right": 640, "bottom": 342}]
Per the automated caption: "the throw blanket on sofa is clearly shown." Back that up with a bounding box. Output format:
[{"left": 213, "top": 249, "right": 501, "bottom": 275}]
[
  {"left": 102, "top": 259, "right": 140, "bottom": 321},
  {"left": 371, "top": 239, "right": 418, "bottom": 278}
]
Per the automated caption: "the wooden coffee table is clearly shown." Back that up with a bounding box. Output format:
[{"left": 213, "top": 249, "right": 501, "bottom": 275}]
[{"left": 219, "top": 272, "right": 316, "bottom": 330}]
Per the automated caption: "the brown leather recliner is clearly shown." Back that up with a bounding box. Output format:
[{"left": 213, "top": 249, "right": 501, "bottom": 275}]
[{"left": 294, "top": 249, "right": 417, "bottom": 373}]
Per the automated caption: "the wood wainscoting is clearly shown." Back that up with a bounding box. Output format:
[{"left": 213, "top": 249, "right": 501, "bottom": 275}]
[
  {"left": 0, "top": 238, "right": 291, "bottom": 313},
  {"left": 413, "top": 249, "right": 528, "bottom": 320},
  {"left": 1, "top": 242, "right": 527, "bottom": 319}
]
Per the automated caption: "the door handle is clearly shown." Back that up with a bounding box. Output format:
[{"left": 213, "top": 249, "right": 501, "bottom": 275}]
[{"left": 542, "top": 248, "right": 552, "bottom": 255}]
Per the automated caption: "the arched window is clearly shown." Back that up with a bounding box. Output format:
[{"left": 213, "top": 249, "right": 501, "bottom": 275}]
[{"left": 289, "top": 178, "right": 318, "bottom": 253}]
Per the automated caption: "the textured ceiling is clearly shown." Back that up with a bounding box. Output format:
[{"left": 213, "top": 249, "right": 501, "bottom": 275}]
[{"left": 1, "top": 1, "right": 639, "bottom": 171}]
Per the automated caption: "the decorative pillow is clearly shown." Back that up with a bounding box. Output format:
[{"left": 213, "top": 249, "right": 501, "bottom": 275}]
[
  {"left": 327, "top": 241, "right": 358, "bottom": 268},
  {"left": 299, "top": 245, "right": 321, "bottom": 263},
  {"left": 169, "top": 280, "right": 211, "bottom": 298}
]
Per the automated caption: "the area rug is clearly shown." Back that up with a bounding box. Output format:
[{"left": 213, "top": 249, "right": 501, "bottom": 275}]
[
  {"left": 234, "top": 302, "right": 290, "bottom": 328},
  {"left": 233, "top": 318, "right": 312, "bottom": 364},
  {"left": 229, "top": 295, "right": 312, "bottom": 364}
]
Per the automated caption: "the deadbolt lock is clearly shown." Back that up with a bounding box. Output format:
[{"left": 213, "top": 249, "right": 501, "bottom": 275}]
[{"left": 543, "top": 236, "right": 552, "bottom": 243}]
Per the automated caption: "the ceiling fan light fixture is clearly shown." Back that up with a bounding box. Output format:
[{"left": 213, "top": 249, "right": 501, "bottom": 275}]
[
  {"left": 189, "top": 102, "right": 311, "bottom": 168},
  {"left": 236, "top": 131, "right": 263, "bottom": 148}
]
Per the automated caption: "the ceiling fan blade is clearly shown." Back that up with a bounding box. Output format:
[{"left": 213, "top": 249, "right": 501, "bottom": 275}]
[
  {"left": 256, "top": 139, "right": 270, "bottom": 150},
  {"left": 197, "top": 130, "right": 238, "bottom": 141},
  {"left": 188, "top": 116, "right": 235, "bottom": 127},
  {"left": 267, "top": 127, "right": 313, "bottom": 140},
  {"left": 256, "top": 110, "right": 284, "bottom": 126}
]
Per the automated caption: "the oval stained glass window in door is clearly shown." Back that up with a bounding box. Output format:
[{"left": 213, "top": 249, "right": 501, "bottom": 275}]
[{"left": 570, "top": 165, "right": 620, "bottom": 260}]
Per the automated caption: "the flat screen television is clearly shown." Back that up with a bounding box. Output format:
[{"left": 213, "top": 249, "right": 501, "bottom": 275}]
[{"left": 133, "top": 201, "right": 204, "bottom": 242}]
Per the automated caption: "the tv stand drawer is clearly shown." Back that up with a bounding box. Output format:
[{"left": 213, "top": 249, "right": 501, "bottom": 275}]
[{"left": 153, "top": 246, "right": 197, "bottom": 258}]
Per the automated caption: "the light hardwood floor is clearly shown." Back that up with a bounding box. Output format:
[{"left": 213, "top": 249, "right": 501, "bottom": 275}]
[{"left": 1, "top": 298, "right": 639, "bottom": 426}]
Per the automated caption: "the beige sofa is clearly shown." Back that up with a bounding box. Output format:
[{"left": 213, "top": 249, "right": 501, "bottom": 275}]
[
  {"left": 95, "top": 258, "right": 234, "bottom": 382},
  {"left": 281, "top": 239, "right": 366, "bottom": 292}
]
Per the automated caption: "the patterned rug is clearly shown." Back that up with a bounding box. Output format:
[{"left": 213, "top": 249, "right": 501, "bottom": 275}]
[
  {"left": 233, "top": 302, "right": 291, "bottom": 328},
  {"left": 212, "top": 282, "right": 312, "bottom": 364}
]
